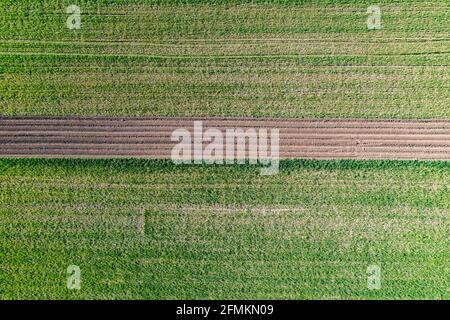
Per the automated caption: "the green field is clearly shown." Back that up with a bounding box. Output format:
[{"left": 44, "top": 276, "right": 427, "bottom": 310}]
[
  {"left": 1, "top": 0, "right": 449, "bottom": 300},
  {"left": 0, "top": 159, "right": 448, "bottom": 299},
  {"left": 1, "top": 0, "right": 449, "bottom": 118}
]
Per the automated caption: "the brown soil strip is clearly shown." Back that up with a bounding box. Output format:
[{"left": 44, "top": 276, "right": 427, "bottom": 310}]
[{"left": 1, "top": 117, "right": 449, "bottom": 161}]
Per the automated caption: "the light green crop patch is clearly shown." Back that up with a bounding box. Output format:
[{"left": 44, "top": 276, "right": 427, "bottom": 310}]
[
  {"left": 0, "top": 159, "right": 448, "bottom": 299},
  {"left": 0, "top": 1, "right": 449, "bottom": 118}
]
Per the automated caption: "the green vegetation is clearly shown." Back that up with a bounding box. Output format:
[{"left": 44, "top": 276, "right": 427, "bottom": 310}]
[
  {"left": 1, "top": 1, "right": 449, "bottom": 118},
  {"left": 1, "top": 0, "right": 448, "bottom": 300},
  {"left": 0, "top": 159, "right": 448, "bottom": 299}
]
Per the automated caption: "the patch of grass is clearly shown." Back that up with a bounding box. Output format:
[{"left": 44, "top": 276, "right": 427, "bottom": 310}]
[{"left": 0, "top": 159, "right": 448, "bottom": 299}]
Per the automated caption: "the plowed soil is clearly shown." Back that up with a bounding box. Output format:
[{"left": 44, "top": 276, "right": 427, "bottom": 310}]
[{"left": 1, "top": 117, "right": 449, "bottom": 160}]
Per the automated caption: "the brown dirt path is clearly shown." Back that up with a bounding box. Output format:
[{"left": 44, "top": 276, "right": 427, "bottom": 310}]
[{"left": 1, "top": 117, "right": 449, "bottom": 160}]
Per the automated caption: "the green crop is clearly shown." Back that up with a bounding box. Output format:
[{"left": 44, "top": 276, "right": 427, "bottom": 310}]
[
  {"left": 0, "top": 1, "right": 448, "bottom": 118},
  {"left": 0, "top": 159, "right": 448, "bottom": 299}
]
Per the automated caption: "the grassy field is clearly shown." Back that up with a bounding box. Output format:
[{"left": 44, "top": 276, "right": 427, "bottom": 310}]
[
  {"left": 1, "top": 0, "right": 449, "bottom": 118},
  {"left": 1, "top": 0, "right": 449, "bottom": 301},
  {"left": 0, "top": 159, "right": 448, "bottom": 299}
]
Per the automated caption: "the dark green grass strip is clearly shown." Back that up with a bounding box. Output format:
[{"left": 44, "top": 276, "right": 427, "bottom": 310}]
[{"left": 1, "top": 158, "right": 450, "bottom": 173}]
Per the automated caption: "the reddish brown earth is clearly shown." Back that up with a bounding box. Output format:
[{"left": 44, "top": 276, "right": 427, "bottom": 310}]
[{"left": 1, "top": 117, "right": 450, "bottom": 160}]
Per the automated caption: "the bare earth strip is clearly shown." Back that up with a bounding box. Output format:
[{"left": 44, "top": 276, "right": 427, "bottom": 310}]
[{"left": 1, "top": 117, "right": 450, "bottom": 161}]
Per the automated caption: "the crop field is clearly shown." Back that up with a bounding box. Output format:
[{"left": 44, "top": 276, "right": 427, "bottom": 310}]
[
  {"left": 0, "top": 159, "right": 449, "bottom": 299},
  {"left": 0, "top": 0, "right": 449, "bottom": 301},
  {"left": 0, "top": 0, "right": 449, "bottom": 118}
]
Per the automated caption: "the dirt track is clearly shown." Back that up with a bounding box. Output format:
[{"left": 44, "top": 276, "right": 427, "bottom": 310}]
[{"left": 1, "top": 117, "right": 450, "bottom": 160}]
